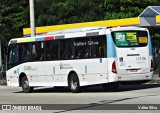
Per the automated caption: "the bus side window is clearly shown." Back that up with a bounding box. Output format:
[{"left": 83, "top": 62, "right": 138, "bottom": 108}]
[
  {"left": 99, "top": 45, "right": 106, "bottom": 57},
  {"left": 51, "top": 40, "right": 59, "bottom": 60},
  {"left": 89, "top": 35, "right": 107, "bottom": 58},
  {"left": 45, "top": 40, "right": 59, "bottom": 61},
  {"left": 18, "top": 44, "right": 23, "bottom": 63},
  {"left": 8, "top": 46, "right": 19, "bottom": 64},
  {"left": 84, "top": 48, "right": 89, "bottom": 58},
  {"left": 9, "top": 48, "right": 14, "bottom": 63},
  {"left": 76, "top": 51, "right": 82, "bottom": 58},
  {"left": 30, "top": 42, "right": 44, "bottom": 61},
  {"left": 74, "top": 37, "right": 90, "bottom": 59},
  {"left": 69, "top": 39, "right": 75, "bottom": 59},
  {"left": 23, "top": 43, "right": 31, "bottom": 62},
  {"left": 60, "top": 40, "right": 68, "bottom": 60}
]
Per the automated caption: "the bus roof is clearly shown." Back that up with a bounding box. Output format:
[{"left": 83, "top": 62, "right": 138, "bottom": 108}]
[
  {"left": 9, "top": 26, "right": 147, "bottom": 45},
  {"left": 110, "top": 26, "right": 147, "bottom": 31},
  {"left": 46, "top": 26, "right": 107, "bottom": 35}
]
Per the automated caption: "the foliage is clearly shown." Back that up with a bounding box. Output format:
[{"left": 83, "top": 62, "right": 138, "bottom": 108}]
[
  {"left": 0, "top": 0, "right": 29, "bottom": 60},
  {"left": 100, "top": 0, "right": 160, "bottom": 20},
  {"left": 34, "top": 0, "right": 102, "bottom": 26}
]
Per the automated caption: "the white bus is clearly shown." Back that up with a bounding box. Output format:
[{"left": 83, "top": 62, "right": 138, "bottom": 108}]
[{"left": 6, "top": 26, "right": 153, "bottom": 93}]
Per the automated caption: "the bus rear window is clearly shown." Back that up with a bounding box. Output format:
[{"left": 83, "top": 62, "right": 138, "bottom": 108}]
[{"left": 112, "top": 31, "right": 148, "bottom": 47}]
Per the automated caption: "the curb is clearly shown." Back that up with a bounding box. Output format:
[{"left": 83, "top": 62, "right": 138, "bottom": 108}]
[
  {"left": 147, "top": 78, "right": 160, "bottom": 84},
  {"left": 0, "top": 78, "right": 160, "bottom": 86}
]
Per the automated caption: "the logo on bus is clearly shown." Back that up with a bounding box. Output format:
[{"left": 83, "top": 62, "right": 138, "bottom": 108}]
[
  {"left": 136, "top": 57, "right": 146, "bottom": 61},
  {"left": 59, "top": 63, "right": 73, "bottom": 69},
  {"left": 73, "top": 41, "right": 99, "bottom": 46},
  {"left": 119, "top": 57, "right": 125, "bottom": 66},
  {"left": 119, "top": 57, "right": 123, "bottom": 62},
  {"left": 24, "top": 66, "right": 37, "bottom": 71}
]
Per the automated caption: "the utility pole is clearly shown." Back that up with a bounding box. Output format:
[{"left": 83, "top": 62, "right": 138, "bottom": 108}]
[{"left": 29, "top": 0, "right": 36, "bottom": 36}]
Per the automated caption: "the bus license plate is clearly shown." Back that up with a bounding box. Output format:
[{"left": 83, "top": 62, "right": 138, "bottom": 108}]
[{"left": 130, "top": 70, "right": 137, "bottom": 72}]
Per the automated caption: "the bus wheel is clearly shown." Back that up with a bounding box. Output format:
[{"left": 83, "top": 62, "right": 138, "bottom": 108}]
[
  {"left": 21, "top": 76, "right": 33, "bottom": 93},
  {"left": 103, "top": 82, "right": 119, "bottom": 91},
  {"left": 69, "top": 74, "right": 80, "bottom": 93}
]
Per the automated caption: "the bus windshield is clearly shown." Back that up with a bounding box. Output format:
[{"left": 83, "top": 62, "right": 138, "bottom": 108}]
[{"left": 111, "top": 31, "right": 148, "bottom": 47}]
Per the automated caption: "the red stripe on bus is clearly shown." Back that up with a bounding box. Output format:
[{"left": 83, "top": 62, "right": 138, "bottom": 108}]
[{"left": 44, "top": 36, "right": 54, "bottom": 40}]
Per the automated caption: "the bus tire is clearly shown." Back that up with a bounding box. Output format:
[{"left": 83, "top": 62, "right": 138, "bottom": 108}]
[
  {"left": 21, "top": 76, "right": 33, "bottom": 93},
  {"left": 68, "top": 73, "right": 80, "bottom": 93}
]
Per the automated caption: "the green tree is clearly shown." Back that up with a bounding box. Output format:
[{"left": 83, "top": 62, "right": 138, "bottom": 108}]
[
  {"left": 34, "top": 0, "right": 102, "bottom": 26},
  {"left": 0, "top": 0, "right": 29, "bottom": 37},
  {"left": 0, "top": 0, "right": 29, "bottom": 66},
  {"left": 100, "top": 0, "right": 160, "bottom": 20}
]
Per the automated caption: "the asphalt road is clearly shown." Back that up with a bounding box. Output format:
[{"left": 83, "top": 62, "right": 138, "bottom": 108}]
[{"left": 0, "top": 84, "right": 160, "bottom": 113}]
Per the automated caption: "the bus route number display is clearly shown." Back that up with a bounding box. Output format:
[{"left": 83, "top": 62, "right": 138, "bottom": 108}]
[
  {"left": 139, "top": 37, "right": 148, "bottom": 43},
  {"left": 114, "top": 32, "right": 139, "bottom": 46},
  {"left": 126, "top": 32, "right": 139, "bottom": 46}
]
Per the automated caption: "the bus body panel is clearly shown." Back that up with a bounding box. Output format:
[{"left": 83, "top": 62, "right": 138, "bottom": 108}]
[
  {"left": 115, "top": 46, "right": 150, "bottom": 74},
  {"left": 107, "top": 28, "right": 153, "bottom": 82},
  {"left": 7, "top": 58, "right": 108, "bottom": 87}
]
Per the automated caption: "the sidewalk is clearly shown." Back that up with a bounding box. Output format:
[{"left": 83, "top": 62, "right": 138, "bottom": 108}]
[
  {"left": 0, "top": 74, "right": 160, "bottom": 86},
  {"left": 0, "top": 79, "right": 6, "bottom": 85},
  {"left": 148, "top": 74, "right": 160, "bottom": 83}
]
